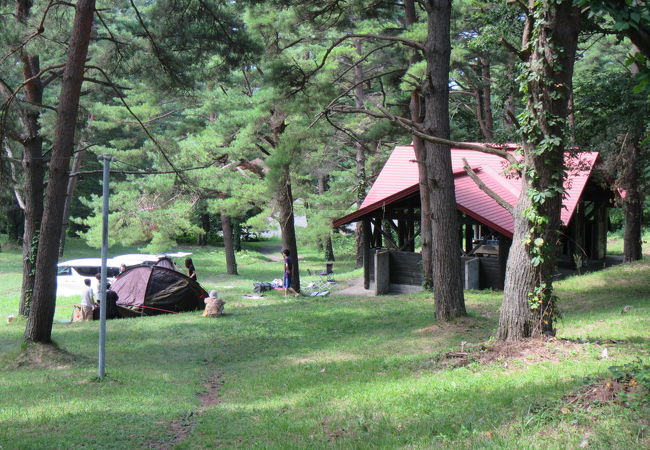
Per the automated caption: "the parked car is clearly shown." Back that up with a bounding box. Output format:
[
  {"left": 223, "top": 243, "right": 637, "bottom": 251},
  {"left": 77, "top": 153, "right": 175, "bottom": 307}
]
[
  {"left": 56, "top": 252, "right": 192, "bottom": 298},
  {"left": 112, "top": 252, "right": 191, "bottom": 270},
  {"left": 56, "top": 258, "right": 121, "bottom": 298}
]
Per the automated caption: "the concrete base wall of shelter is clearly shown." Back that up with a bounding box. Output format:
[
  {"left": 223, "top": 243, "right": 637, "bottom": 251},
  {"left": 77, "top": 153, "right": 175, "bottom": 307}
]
[{"left": 369, "top": 248, "right": 482, "bottom": 293}]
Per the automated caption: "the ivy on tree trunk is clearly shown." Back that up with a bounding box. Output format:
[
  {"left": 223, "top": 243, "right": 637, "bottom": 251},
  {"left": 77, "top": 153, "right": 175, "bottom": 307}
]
[
  {"left": 14, "top": 0, "right": 45, "bottom": 317},
  {"left": 498, "top": 0, "right": 581, "bottom": 341},
  {"left": 25, "top": 0, "right": 96, "bottom": 343}
]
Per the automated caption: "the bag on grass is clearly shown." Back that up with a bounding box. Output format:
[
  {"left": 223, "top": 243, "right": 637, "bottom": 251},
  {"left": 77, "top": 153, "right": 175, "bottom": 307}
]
[{"left": 253, "top": 282, "right": 273, "bottom": 293}]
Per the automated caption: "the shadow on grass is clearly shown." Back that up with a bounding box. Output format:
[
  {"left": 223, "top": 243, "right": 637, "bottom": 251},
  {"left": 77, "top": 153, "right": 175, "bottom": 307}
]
[{"left": 186, "top": 362, "right": 600, "bottom": 448}]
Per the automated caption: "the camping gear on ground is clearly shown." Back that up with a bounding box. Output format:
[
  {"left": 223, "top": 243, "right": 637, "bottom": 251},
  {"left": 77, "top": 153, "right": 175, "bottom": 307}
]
[
  {"left": 253, "top": 282, "right": 274, "bottom": 293},
  {"left": 303, "top": 279, "right": 336, "bottom": 297},
  {"left": 112, "top": 265, "right": 207, "bottom": 316}
]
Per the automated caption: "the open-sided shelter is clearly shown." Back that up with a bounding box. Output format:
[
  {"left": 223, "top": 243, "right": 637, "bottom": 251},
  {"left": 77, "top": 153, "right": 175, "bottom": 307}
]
[
  {"left": 112, "top": 265, "right": 207, "bottom": 316},
  {"left": 333, "top": 144, "right": 612, "bottom": 293}
]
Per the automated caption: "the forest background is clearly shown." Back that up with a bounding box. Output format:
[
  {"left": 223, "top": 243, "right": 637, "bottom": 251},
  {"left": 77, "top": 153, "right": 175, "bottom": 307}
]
[{"left": 0, "top": 0, "right": 649, "bottom": 343}]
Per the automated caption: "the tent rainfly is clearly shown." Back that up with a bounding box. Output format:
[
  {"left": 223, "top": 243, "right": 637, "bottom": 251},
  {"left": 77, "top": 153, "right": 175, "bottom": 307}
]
[{"left": 113, "top": 265, "right": 207, "bottom": 315}]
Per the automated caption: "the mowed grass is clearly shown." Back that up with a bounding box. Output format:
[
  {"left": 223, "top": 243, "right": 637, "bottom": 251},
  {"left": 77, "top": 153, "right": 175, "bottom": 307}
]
[{"left": 0, "top": 238, "right": 648, "bottom": 449}]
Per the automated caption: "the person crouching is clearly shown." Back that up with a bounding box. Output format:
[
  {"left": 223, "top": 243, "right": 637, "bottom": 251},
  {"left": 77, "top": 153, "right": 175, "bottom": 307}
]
[{"left": 203, "top": 290, "right": 225, "bottom": 317}]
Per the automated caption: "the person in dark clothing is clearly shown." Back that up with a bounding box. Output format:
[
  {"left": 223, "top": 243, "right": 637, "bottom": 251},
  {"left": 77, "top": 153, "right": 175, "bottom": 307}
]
[
  {"left": 105, "top": 283, "right": 120, "bottom": 319},
  {"left": 281, "top": 249, "right": 299, "bottom": 297},
  {"left": 185, "top": 257, "right": 197, "bottom": 281},
  {"left": 92, "top": 282, "right": 121, "bottom": 320}
]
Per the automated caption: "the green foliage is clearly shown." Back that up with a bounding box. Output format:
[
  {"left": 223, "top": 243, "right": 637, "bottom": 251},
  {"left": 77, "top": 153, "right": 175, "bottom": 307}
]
[{"left": 609, "top": 359, "right": 650, "bottom": 406}]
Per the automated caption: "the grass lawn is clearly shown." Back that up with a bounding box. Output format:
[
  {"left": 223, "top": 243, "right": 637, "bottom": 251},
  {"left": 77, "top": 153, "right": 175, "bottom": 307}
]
[{"left": 0, "top": 238, "right": 648, "bottom": 448}]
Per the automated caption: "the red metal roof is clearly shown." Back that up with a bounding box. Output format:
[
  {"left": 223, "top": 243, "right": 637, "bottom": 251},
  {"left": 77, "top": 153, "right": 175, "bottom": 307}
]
[{"left": 334, "top": 144, "right": 600, "bottom": 238}]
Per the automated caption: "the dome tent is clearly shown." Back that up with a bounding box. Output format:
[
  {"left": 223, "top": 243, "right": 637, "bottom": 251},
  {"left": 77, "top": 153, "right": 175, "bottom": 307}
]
[{"left": 112, "top": 265, "right": 206, "bottom": 316}]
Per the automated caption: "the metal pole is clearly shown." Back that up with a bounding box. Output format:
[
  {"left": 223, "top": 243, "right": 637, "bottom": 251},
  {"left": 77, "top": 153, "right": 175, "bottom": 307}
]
[{"left": 98, "top": 154, "right": 112, "bottom": 379}]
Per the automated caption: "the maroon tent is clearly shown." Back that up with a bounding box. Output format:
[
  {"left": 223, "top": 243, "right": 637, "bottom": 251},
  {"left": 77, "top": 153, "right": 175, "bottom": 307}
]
[
  {"left": 112, "top": 265, "right": 206, "bottom": 315},
  {"left": 155, "top": 256, "right": 177, "bottom": 271}
]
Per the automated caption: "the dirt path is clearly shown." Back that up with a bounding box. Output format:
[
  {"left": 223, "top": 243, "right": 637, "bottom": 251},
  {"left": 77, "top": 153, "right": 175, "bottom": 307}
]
[
  {"left": 257, "top": 243, "right": 283, "bottom": 262},
  {"left": 330, "top": 277, "right": 375, "bottom": 297},
  {"left": 150, "top": 370, "right": 223, "bottom": 449}
]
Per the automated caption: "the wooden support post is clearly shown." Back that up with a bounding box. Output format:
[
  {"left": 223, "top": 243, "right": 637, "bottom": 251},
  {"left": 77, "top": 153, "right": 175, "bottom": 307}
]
[
  {"left": 464, "top": 221, "right": 473, "bottom": 253},
  {"left": 498, "top": 236, "right": 511, "bottom": 290},
  {"left": 382, "top": 219, "right": 399, "bottom": 249},
  {"left": 374, "top": 218, "right": 383, "bottom": 248},
  {"left": 363, "top": 219, "right": 371, "bottom": 290},
  {"left": 407, "top": 208, "right": 415, "bottom": 252},
  {"left": 594, "top": 201, "right": 607, "bottom": 260},
  {"left": 573, "top": 201, "right": 585, "bottom": 266}
]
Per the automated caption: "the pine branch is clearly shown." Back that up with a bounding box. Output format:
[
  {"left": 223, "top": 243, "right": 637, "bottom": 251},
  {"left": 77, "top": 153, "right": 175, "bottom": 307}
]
[
  {"left": 88, "top": 64, "right": 195, "bottom": 191},
  {"left": 329, "top": 102, "right": 520, "bottom": 167},
  {"left": 310, "top": 33, "right": 424, "bottom": 82},
  {"left": 309, "top": 68, "right": 406, "bottom": 127},
  {"left": 324, "top": 112, "right": 373, "bottom": 154},
  {"left": 70, "top": 159, "right": 224, "bottom": 177},
  {"left": 462, "top": 158, "right": 514, "bottom": 214}
]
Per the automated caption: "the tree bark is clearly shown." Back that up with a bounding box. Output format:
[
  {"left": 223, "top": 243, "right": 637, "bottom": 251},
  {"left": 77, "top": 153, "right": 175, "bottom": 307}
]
[
  {"left": 277, "top": 166, "right": 300, "bottom": 292},
  {"left": 13, "top": 0, "right": 46, "bottom": 317},
  {"left": 620, "top": 133, "right": 643, "bottom": 262},
  {"left": 405, "top": 0, "right": 433, "bottom": 290},
  {"left": 423, "top": 0, "right": 466, "bottom": 319},
  {"left": 504, "top": 60, "right": 516, "bottom": 129},
  {"left": 354, "top": 39, "right": 367, "bottom": 267},
  {"left": 25, "top": 0, "right": 96, "bottom": 342},
  {"left": 621, "top": 46, "right": 644, "bottom": 262},
  {"left": 411, "top": 100, "right": 433, "bottom": 289},
  {"left": 479, "top": 57, "right": 494, "bottom": 139},
  {"left": 221, "top": 214, "right": 238, "bottom": 275},
  {"left": 232, "top": 218, "right": 242, "bottom": 252},
  {"left": 318, "top": 174, "right": 335, "bottom": 262},
  {"left": 18, "top": 125, "right": 44, "bottom": 317},
  {"left": 268, "top": 107, "right": 300, "bottom": 292},
  {"left": 498, "top": 1, "right": 580, "bottom": 340},
  {"left": 58, "top": 147, "right": 85, "bottom": 257}
]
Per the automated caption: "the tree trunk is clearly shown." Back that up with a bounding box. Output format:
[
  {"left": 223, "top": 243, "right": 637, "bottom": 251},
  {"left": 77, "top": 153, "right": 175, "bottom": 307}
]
[
  {"left": 18, "top": 132, "right": 44, "bottom": 317},
  {"left": 621, "top": 46, "right": 644, "bottom": 262},
  {"left": 498, "top": 1, "right": 580, "bottom": 340},
  {"left": 221, "top": 214, "right": 238, "bottom": 275},
  {"left": 354, "top": 39, "right": 367, "bottom": 267},
  {"left": 232, "top": 218, "right": 242, "bottom": 251},
  {"left": 25, "top": 0, "right": 96, "bottom": 342},
  {"left": 405, "top": 0, "right": 433, "bottom": 290},
  {"left": 504, "top": 60, "right": 516, "bottom": 129},
  {"left": 277, "top": 166, "right": 300, "bottom": 292},
  {"left": 14, "top": 0, "right": 45, "bottom": 317},
  {"left": 318, "top": 174, "right": 335, "bottom": 262},
  {"left": 423, "top": 0, "right": 466, "bottom": 319},
  {"left": 197, "top": 211, "right": 209, "bottom": 246},
  {"left": 231, "top": 218, "right": 242, "bottom": 252},
  {"left": 620, "top": 135, "right": 643, "bottom": 262},
  {"left": 412, "top": 123, "right": 433, "bottom": 289},
  {"left": 479, "top": 57, "right": 494, "bottom": 139},
  {"left": 59, "top": 146, "right": 86, "bottom": 257}
]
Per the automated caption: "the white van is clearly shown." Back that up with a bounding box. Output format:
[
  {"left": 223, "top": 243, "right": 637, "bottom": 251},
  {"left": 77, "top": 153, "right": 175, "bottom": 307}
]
[
  {"left": 56, "top": 252, "right": 192, "bottom": 298},
  {"left": 112, "top": 252, "right": 191, "bottom": 269},
  {"left": 56, "top": 258, "right": 121, "bottom": 298}
]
